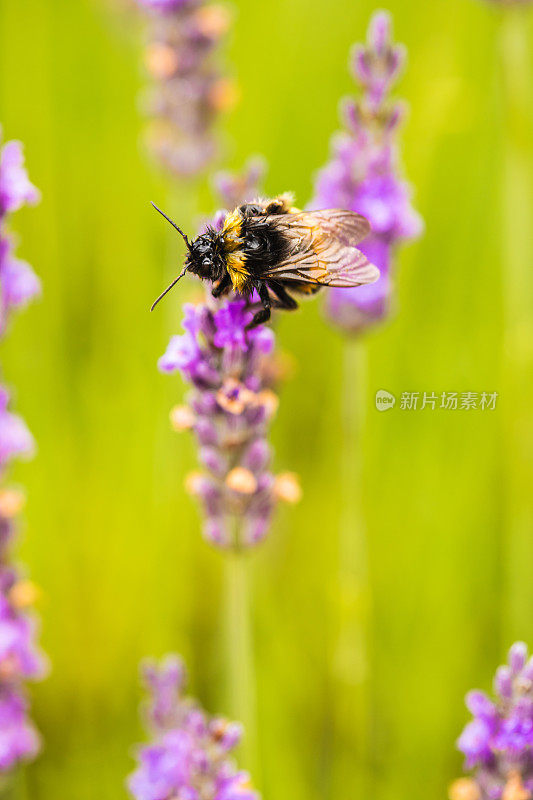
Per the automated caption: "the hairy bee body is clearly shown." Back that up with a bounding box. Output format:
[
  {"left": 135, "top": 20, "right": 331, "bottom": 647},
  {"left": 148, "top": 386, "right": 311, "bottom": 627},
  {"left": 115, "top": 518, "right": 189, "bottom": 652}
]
[{"left": 151, "top": 195, "right": 379, "bottom": 328}]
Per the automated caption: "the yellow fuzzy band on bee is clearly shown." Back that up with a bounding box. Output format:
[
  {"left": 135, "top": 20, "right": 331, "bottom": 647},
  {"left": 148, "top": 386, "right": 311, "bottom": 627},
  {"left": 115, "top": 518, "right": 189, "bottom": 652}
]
[
  {"left": 222, "top": 209, "right": 242, "bottom": 242},
  {"left": 226, "top": 250, "right": 249, "bottom": 291},
  {"left": 221, "top": 210, "right": 249, "bottom": 291}
]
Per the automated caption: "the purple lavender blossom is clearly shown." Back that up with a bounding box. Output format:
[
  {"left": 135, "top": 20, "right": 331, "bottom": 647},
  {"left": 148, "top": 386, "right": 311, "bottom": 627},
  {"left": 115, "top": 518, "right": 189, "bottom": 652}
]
[
  {"left": 0, "top": 139, "right": 40, "bottom": 216},
  {"left": 160, "top": 296, "right": 299, "bottom": 549},
  {"left": 0, "top": 389, "right": 34, "bottom": 476},
  {"left": 0, "top": 575, "right": 44, "bottom": 682},
  {"left": 213, "top": 157, "right": 266, "bottom": 213},
  {"left": 0, "top": 130, "right": 45, "bottom": 776},
  {"left": 0, "top": 239, "right": 41, "bottom": 329},
  {"left": 310, "top": 11, "right": 422, "bottom": 335},
  {"left": 454, "top": 642, "right": 533, "bottom": 800},
  {"left": 128, "top": 655, "right": 257, "bottom": 800},
  {"left": 0, "top": 486, "right": 47, "bottom": 775},
  {"left": 137, "top": 0, "right": 195, "bottom": 11},
  {"left": 0, "top": 689, "right": 40, "bottom": 771},
  {"left": 0, "top": 135, "right": 40, "bottom": 335},
  {"left": 137, "top": 0, "right": 234, "bottom": 177}
]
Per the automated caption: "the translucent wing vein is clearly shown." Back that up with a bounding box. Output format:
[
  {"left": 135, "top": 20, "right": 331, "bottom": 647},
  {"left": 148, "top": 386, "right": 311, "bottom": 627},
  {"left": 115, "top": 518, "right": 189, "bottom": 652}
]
[{"left": 258, "top": 210, "right": 379, "bottom": 287}]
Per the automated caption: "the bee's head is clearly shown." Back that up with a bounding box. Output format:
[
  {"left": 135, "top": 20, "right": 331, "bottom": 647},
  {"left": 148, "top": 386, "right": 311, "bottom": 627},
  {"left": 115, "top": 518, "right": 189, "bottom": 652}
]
[
  {"left": 185, "top": 230, "right": 221, "bottom": 280},
  {"left": 150, "top": 204, "right": 224, "bottom": 311}
]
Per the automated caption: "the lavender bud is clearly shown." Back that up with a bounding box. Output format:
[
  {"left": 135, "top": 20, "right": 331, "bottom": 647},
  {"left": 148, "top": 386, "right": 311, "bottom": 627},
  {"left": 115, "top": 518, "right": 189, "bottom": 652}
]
[
  {"left": 191, "top": 390, "right": 218, "bottom": 416},
  {"left": 198, "top": 446, "right": 227, "bottom": 477},
  {"left": 494, "top": 666, "right": 513, "bottom": 700},
  {"left": 186, "top": 473, "right": 223, "bottom": 517},
  {"left": 243, "top": 516, "right": 270, "bottom": 547},
  {"left": 465, "top": 691, "right": 495, "bottom": 719},
  {"left": 194, "top": 417, "right": 218, "bottom": 446},
  {"left": 226, "top": 467, "right": 257, "bottom": 496},
  {"left": 202, "top": 517, "right": 229, "bottom": 547},
  {"left": 522, "top": 658, "right": 533, "bottom": 683},
  {"left": 509, "top": 642, "right": 528, "bottom": 675},
  {"left": 368, "top": 11, "right": 391, "bottom": 57},
  {"left": 242, "top": 439, "right": 271, "bottom": 473},
  {"left": 209, "top": 717, "right": 243, "bottom": 751}
]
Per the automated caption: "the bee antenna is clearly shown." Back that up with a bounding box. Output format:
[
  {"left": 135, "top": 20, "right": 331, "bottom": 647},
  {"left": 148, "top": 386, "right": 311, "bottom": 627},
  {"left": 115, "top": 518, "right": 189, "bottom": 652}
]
[
  {"left": 150, "top": 266, "right": 188, "bottom": 312},
  {"left": 151, "top": 202, "right": 191, "bottom": 249}
]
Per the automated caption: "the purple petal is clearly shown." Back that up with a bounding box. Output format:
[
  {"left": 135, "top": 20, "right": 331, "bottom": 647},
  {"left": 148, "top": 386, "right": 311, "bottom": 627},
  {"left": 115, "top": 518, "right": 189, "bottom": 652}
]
[
  {"left": 509, "top": 642, "right": 528, "bottom": 674},
  {"left": 0, "top": 141, "right": 40, "bottom": 215}
]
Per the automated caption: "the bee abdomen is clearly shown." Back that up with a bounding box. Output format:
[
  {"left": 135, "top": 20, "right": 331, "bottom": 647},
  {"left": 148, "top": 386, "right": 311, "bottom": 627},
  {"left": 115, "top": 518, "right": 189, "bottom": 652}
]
[{"left": 242, "top": 222, "right": 291, "bottom": 277}]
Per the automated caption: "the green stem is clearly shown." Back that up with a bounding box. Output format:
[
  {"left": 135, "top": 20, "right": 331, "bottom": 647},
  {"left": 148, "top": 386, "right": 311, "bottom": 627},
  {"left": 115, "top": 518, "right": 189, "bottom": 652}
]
[
  {"left": 500, "top": 9, "right": 533, "bottom": 642},
  {"left": 0, "top": 767, "right": 26, "bottom": 800},
  {"left": 224, "top": 549, "right": 259, "bottom": 783},
  {"left": 332, "top": 338, "right": 371, "bottom": 796}
]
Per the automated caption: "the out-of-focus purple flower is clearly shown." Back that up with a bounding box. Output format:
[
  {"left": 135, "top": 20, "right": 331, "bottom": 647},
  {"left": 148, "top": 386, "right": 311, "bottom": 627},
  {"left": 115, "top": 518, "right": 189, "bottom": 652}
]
[
  {"left": 0, "top": 135, "right": 40, "bottom": 335},
  {"left": 0, "top": 483, "right": 47, "bottom": 775},
  {"left": 213, "top": 157, "right": 266, "bottom": 212},
  {"left": 0, "top": 688, "right": 40, "bottom": 771},
  {"left": 0, "top": 587, "right": 44, "bottom": 682},
  {"left": 196, "top": 157, "right": 266, "bottom": 235},
  {"left": 137, "top": 0, "right": 235, "bottom": 177},
  {"left": 0, "top": 139, "right": 40, "bottom": 217},
  {"left": 0, "top": 130, "right": 45, "bottom": 777},
  {"left": 128, "top": 655, "right": 258, "bottom": 800},
  {"left": 137, "top": 0, "right": 195, "bottom": 10},
  {"left": 0, "top": 388, "right": 35, "bottom": 476},
  {"left": 142, "top": 655, "right": 186, "bottom": 731},
  {"left": 0, "top": 239, "right": 41, "bottom": 320},
  {"left": 0, "top": 482, "right": 46, "bottom": 778},
  {"left": 309, "top": 11, "right": 422, "bottom": 335},
  {"left": 454, "top": 642, "right": 533, "bottom": 800}
]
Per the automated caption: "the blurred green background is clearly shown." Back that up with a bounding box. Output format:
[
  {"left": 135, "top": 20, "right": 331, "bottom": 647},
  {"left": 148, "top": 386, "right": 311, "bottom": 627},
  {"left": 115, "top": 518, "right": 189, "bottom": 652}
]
[{"left": 0, "top": 0, "right": 532, "bottom": 797}]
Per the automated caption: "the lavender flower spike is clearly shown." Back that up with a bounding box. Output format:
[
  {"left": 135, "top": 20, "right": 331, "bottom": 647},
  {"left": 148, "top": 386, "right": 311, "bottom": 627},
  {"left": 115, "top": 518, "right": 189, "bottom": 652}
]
[
  {"left": 0, "top": 402, "right": 46, "bottom": 778},
  {"left": 128, "top": 655, "right": 258, "bottom": 800},
  {"left": 0, "top": 130, "right": 46, "bottom": 776},
  {"left": 161, "top": 297, "right": 300, "bottom": 549},
  {"left": 136, "top": 0, "right": 235, "bottom": 177},
  {"left": 310, "top": 11, "right": 422, "bottom": 335},
  {"left": 452, "top": 642, "right": 533, "bottom": 800}
]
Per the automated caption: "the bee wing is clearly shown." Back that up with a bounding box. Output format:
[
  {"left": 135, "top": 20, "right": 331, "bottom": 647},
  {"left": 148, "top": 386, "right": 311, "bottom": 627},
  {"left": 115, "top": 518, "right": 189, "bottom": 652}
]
[{"left": 259, "top": 210, "right": 379, "bottom": 287}]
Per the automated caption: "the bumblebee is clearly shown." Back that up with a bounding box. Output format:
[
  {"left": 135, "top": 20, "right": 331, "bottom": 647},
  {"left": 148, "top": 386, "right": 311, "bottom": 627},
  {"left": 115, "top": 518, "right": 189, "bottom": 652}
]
[{"left": 150, "top": 195, "right": 379, "bottom": 329}]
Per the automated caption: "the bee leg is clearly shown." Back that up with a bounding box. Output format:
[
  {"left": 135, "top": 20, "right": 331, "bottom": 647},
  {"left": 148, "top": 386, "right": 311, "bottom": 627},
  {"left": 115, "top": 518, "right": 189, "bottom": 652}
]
[
  {"left": 211, "top": 273, "right": 232, "bottom": 298},
  {"left": 269, "top": 282, "right": 298, "bottom": 311},
  {"left": 246, "top": 283, "right": 271, "bottom": 329}
]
